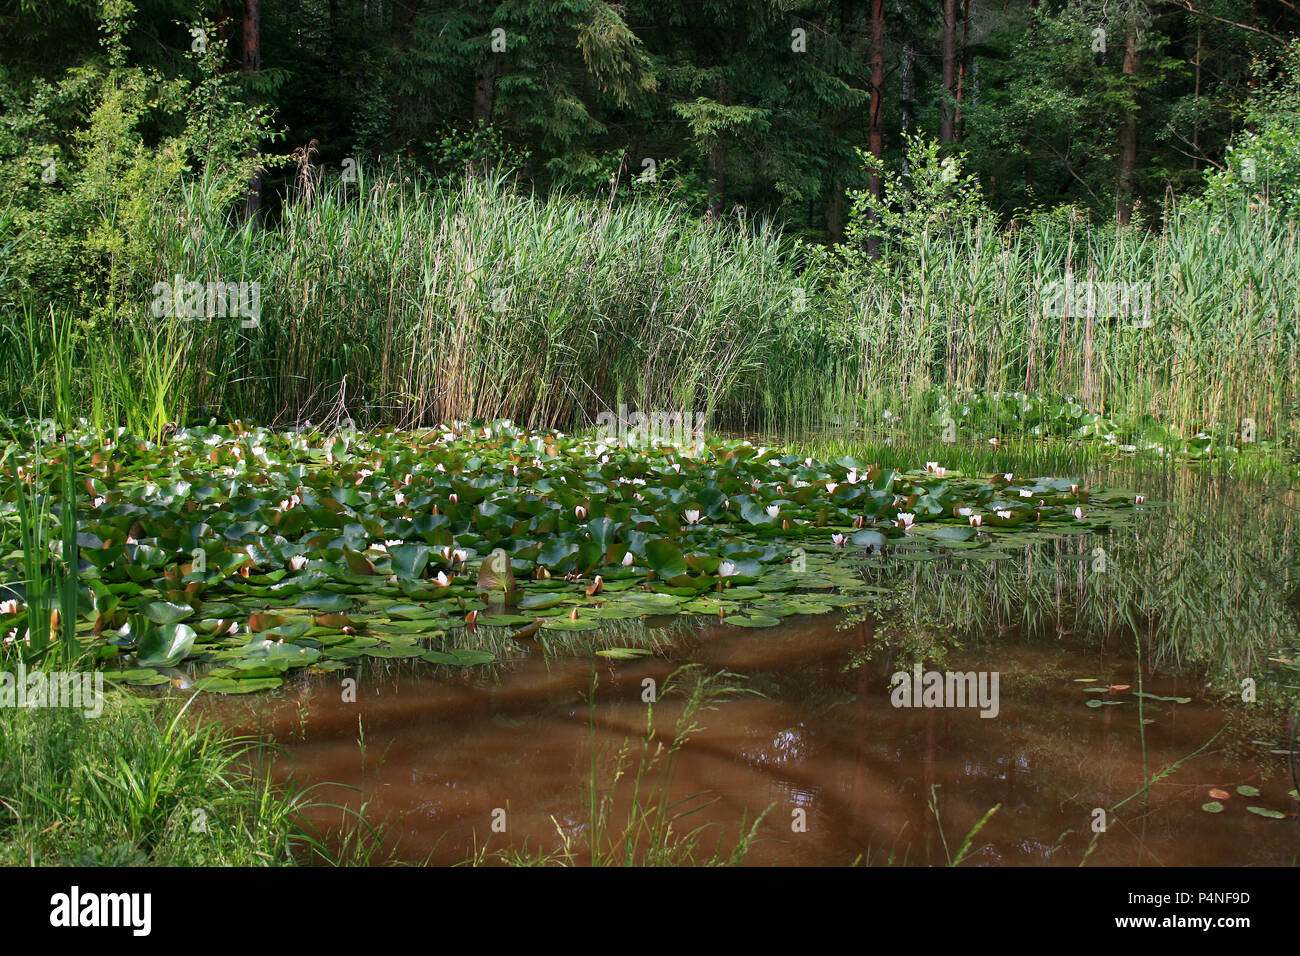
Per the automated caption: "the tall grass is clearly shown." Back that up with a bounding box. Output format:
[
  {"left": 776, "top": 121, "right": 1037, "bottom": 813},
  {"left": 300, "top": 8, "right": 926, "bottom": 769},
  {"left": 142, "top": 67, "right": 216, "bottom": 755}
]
[
  {"left": 2, "top": 167, "right": 1296, "bottom": 444},
  {"left": 131, "top": 171, "right": 801, "bottom": 430},
  {"left": 0, "top": 691, "right": 380, "bottom": 866}
]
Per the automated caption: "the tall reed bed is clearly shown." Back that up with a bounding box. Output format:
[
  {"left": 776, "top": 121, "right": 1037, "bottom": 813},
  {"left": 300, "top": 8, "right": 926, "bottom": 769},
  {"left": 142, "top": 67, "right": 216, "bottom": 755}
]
[
  {"left": 2, "top": 170, "right": 1296, "bottom": 444},
  {"left": 790, "top": 205, "right": 1300, "bottom": 442},
  {"left": 132, "top": 173, "right": 801, "bottom": 430}
]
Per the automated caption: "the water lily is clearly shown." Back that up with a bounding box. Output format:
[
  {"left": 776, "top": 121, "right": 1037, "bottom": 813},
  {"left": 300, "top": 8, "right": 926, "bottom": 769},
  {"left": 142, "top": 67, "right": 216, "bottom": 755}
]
[
  {"left": 434, "top": 571, "right": 453, "bottom": 587},
  {"left": 451, "top": 548, "right": 468, "bottom": 564},
  {"left": 897, "top": 512, "right": 915, "bottom": 530},
  {"left": 1073, "top": 507, "right": 1085, "bottom": 520},
  {"left": 1070, "top": 483, "right": 1079, "bottom": 494},
  {"left": 969, "top": 514, "right": 982, "bottom": 527},
  {"left": 846, "top": 468, "right": 859, "bottom": 484},
  {"left": 91, "top": 496, "right": 106, "bottom": 509},
  {"left": 996, "top": 509, "right": 1012, "bottom": 520},
  {"left": 1135, "top": 494, "right": 1146, "bottom": 505},
  {"left": 449, "top": 493, "right": 459, "bottom": 503},
  {"left": 1019, "top": 488, "right": 1033, "bottom": 498},
  {"left": 683, "top": 509, "right": 702, "bottom": 524},
  {"left": 718, "top": 560, "right": 739, "bottom": 577},
  {"left": 0, "top": 599, "right": 20, "bottom": 615},
  {"left": 574, "top": 505, "right": 587, "bottom": 519},
  {"left": 394, "top": 492, "right": 406, "bottom": 506},
  {"left": 925, "top": 461, "right": 939, "bottom": 472},
  {"left": 288, "top": 555, "right": 308, "bottom": 571},
  {"left": 621, "top": 551, "right": 635, "bottom": 567},
  {"left": 957, "top": 507, "right": 973, "bottom": 516},
  {"left": 826, "top": 482, "right": 839, "bottom": 495},
  {"left": 831, "top": 533, "right": 846, "bottom": 548},
  {"left": 765, "top": 505, "right": 780, "bottom": 519}
]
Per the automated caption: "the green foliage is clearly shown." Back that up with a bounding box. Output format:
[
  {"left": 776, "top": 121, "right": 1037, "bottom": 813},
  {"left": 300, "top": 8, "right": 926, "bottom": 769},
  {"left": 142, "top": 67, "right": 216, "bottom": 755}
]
[{"left": 1196, "top": 40, "right": 1300, "bottom": 215}]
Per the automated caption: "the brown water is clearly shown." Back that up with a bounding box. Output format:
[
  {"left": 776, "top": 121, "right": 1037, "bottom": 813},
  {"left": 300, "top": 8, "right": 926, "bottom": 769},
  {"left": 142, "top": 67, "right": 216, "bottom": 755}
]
[{"left": 214, "top": 611, "right": 1299, "bottom": 866}]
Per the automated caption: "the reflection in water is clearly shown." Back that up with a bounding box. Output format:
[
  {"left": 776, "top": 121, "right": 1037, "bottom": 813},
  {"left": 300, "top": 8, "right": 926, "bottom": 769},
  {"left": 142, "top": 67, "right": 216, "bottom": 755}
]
[
  {"left": 211, "top": 463, "right": 1299, "bottom": 866},
  {"left": 216, "top": 612, "right": 1297, "bottom": 866}
]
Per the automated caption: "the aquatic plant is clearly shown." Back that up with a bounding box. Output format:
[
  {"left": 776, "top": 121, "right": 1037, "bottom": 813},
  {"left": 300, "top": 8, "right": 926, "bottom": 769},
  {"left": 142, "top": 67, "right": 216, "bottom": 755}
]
[{"left": 0, "top": 419, "right": 1139, "bottom": 693}]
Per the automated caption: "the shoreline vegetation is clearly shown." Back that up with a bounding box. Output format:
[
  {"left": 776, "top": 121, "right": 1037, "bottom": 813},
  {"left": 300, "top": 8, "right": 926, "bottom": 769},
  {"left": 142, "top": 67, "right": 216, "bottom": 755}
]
[{"left": 3, "top": 172, "right": 1297, "bottom": 454}]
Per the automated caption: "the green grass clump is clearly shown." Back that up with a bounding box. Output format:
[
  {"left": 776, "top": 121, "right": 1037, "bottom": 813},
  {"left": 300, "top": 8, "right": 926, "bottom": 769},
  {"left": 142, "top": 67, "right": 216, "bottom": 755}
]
[{"left": 0, "top": 692, "right": 375, "bottom": 866}]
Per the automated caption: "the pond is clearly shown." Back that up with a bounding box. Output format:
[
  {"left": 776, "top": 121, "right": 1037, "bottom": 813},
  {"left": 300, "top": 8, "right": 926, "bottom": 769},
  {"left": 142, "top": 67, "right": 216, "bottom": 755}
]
[
  {"left": 201, "top": 451, "right": 1299, "bottom": 867},
  {"left": 4, "top": 421, "right": 1298, "bottom": 865}
]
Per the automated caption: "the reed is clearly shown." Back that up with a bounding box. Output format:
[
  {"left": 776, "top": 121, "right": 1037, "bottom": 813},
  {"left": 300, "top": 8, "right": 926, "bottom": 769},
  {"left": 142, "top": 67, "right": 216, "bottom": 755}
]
[{"left": 3, "top": 168, "right": 1296, "bottom": 448}]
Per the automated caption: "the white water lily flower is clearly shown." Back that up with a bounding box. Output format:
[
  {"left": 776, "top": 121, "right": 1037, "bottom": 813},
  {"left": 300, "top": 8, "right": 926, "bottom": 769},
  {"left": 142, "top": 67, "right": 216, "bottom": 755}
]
[
  {"left": 1135, "top": 494, "right": 1146, "bottom": 505},
  {"left": 0, "top": 599, "right": 20, "bottom": 615},
  {"left": 996, "top": 509, "right": 1013, "bottom": 520},
  {"left": 574, "top": 505, "right": 587, "bottom": 519},
  {"left": 621, "top": 551, "right": 635, "bottom": 567},
  {"left": 718, "top": 560, "right": 739, "bottom": 577},
  {"left": 925, "top": 461, "right": 939, "bottom": 473},
  {"left": 370, "top": 543, "right": 388, "bottom": 553},
  {"left": 831, "top": 533, "right": 846, "bottom": 548},
  {"left": 1003, "top": 473, "right": 1013, "bottom": 482},
  {"left": 434, "top": 571, "right": 453, "bottom": 587},
  {"left": 1074, "top": 507, "right": 1085, "bottom": 520},
  {"left": 826, "top": 483, "right": 839, "bottom": 495},
  {"left": 765, "top": 505, "right": 780, "bottom": 519},
  {"left": 92, "top": 496, "right": 106, "bottom": 509},
  {"left": 289, "top": 555, "right": 308, "bottom": 571},
  {"left": 1019, "top": 488, "right": 1033, "bottom": 498},
  {"left": 957, "top": 507, "right": 973, "bottom": 517},
  {"left": 969, "top": 514, "right": 983, "bottom": 527},
  {"left": 394, "top": 492, "right": 407, "bottom": 506},
  {"left": 449, "top": 493, "right": 459, "bottom": 503},
  {"left": 385, "top": 539, "right": 403, "bottom": 548},
  {"left": 847, "top": 469, "right": 859, "bottom": 484},
  {"left": 897, "top": 512, "right": 915, "bottom": 529},
  {"left": 451, "top": 549, "right": 468, "bottom": 564},
  {"left": 683, "top": 510, "right": 702, "bottom": 524},
  {"left": 1070, "top": 484, "right": 1079, "bottom": 494}
]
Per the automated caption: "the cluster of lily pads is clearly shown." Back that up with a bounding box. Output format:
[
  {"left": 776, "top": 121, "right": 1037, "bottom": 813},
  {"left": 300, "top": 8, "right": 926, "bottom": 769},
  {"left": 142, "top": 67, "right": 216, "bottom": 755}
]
[{"left": 0, "top": 419, "right": 1143, "bottom": 693}]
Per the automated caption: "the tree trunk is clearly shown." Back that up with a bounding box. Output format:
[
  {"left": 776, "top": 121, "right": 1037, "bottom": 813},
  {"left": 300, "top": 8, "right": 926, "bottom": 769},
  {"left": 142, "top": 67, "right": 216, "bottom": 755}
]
[
  {"left": 1116, "top": 24, "right": 1140, "bottom": 225},
  {"left": 241, "top": 0, "right": 262, "bottom": 224},
  {"left": 939, "top": 0, "right": 957, "bottom": 143},
  {"left": 391, "top": 0, "right": 420, "bottom": 52},
  {"left": 869, "top": 0, "right": 885, "bottom": 199}
]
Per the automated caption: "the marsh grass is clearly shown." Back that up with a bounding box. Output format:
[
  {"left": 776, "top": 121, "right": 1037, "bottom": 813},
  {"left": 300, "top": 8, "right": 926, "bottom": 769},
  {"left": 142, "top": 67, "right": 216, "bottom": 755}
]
[
  {"left": 0, "top": 690, "right": 379, "bottom": 866},
  {"left": 4, "top": 170, "right": 1294, "bottom": 449}
]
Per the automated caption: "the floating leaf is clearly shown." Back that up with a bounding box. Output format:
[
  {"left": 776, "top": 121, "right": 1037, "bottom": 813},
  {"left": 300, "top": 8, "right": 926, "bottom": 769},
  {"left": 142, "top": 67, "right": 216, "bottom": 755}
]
[{"left": 1245, "top": 806, "right": 1286, "bottom": 819}]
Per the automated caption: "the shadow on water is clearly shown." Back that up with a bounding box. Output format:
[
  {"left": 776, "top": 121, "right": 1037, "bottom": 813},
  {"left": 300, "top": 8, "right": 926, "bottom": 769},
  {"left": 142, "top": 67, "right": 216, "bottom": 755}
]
[{"left": 208, "top": 456, "right": 1300, "bottom": 866}]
